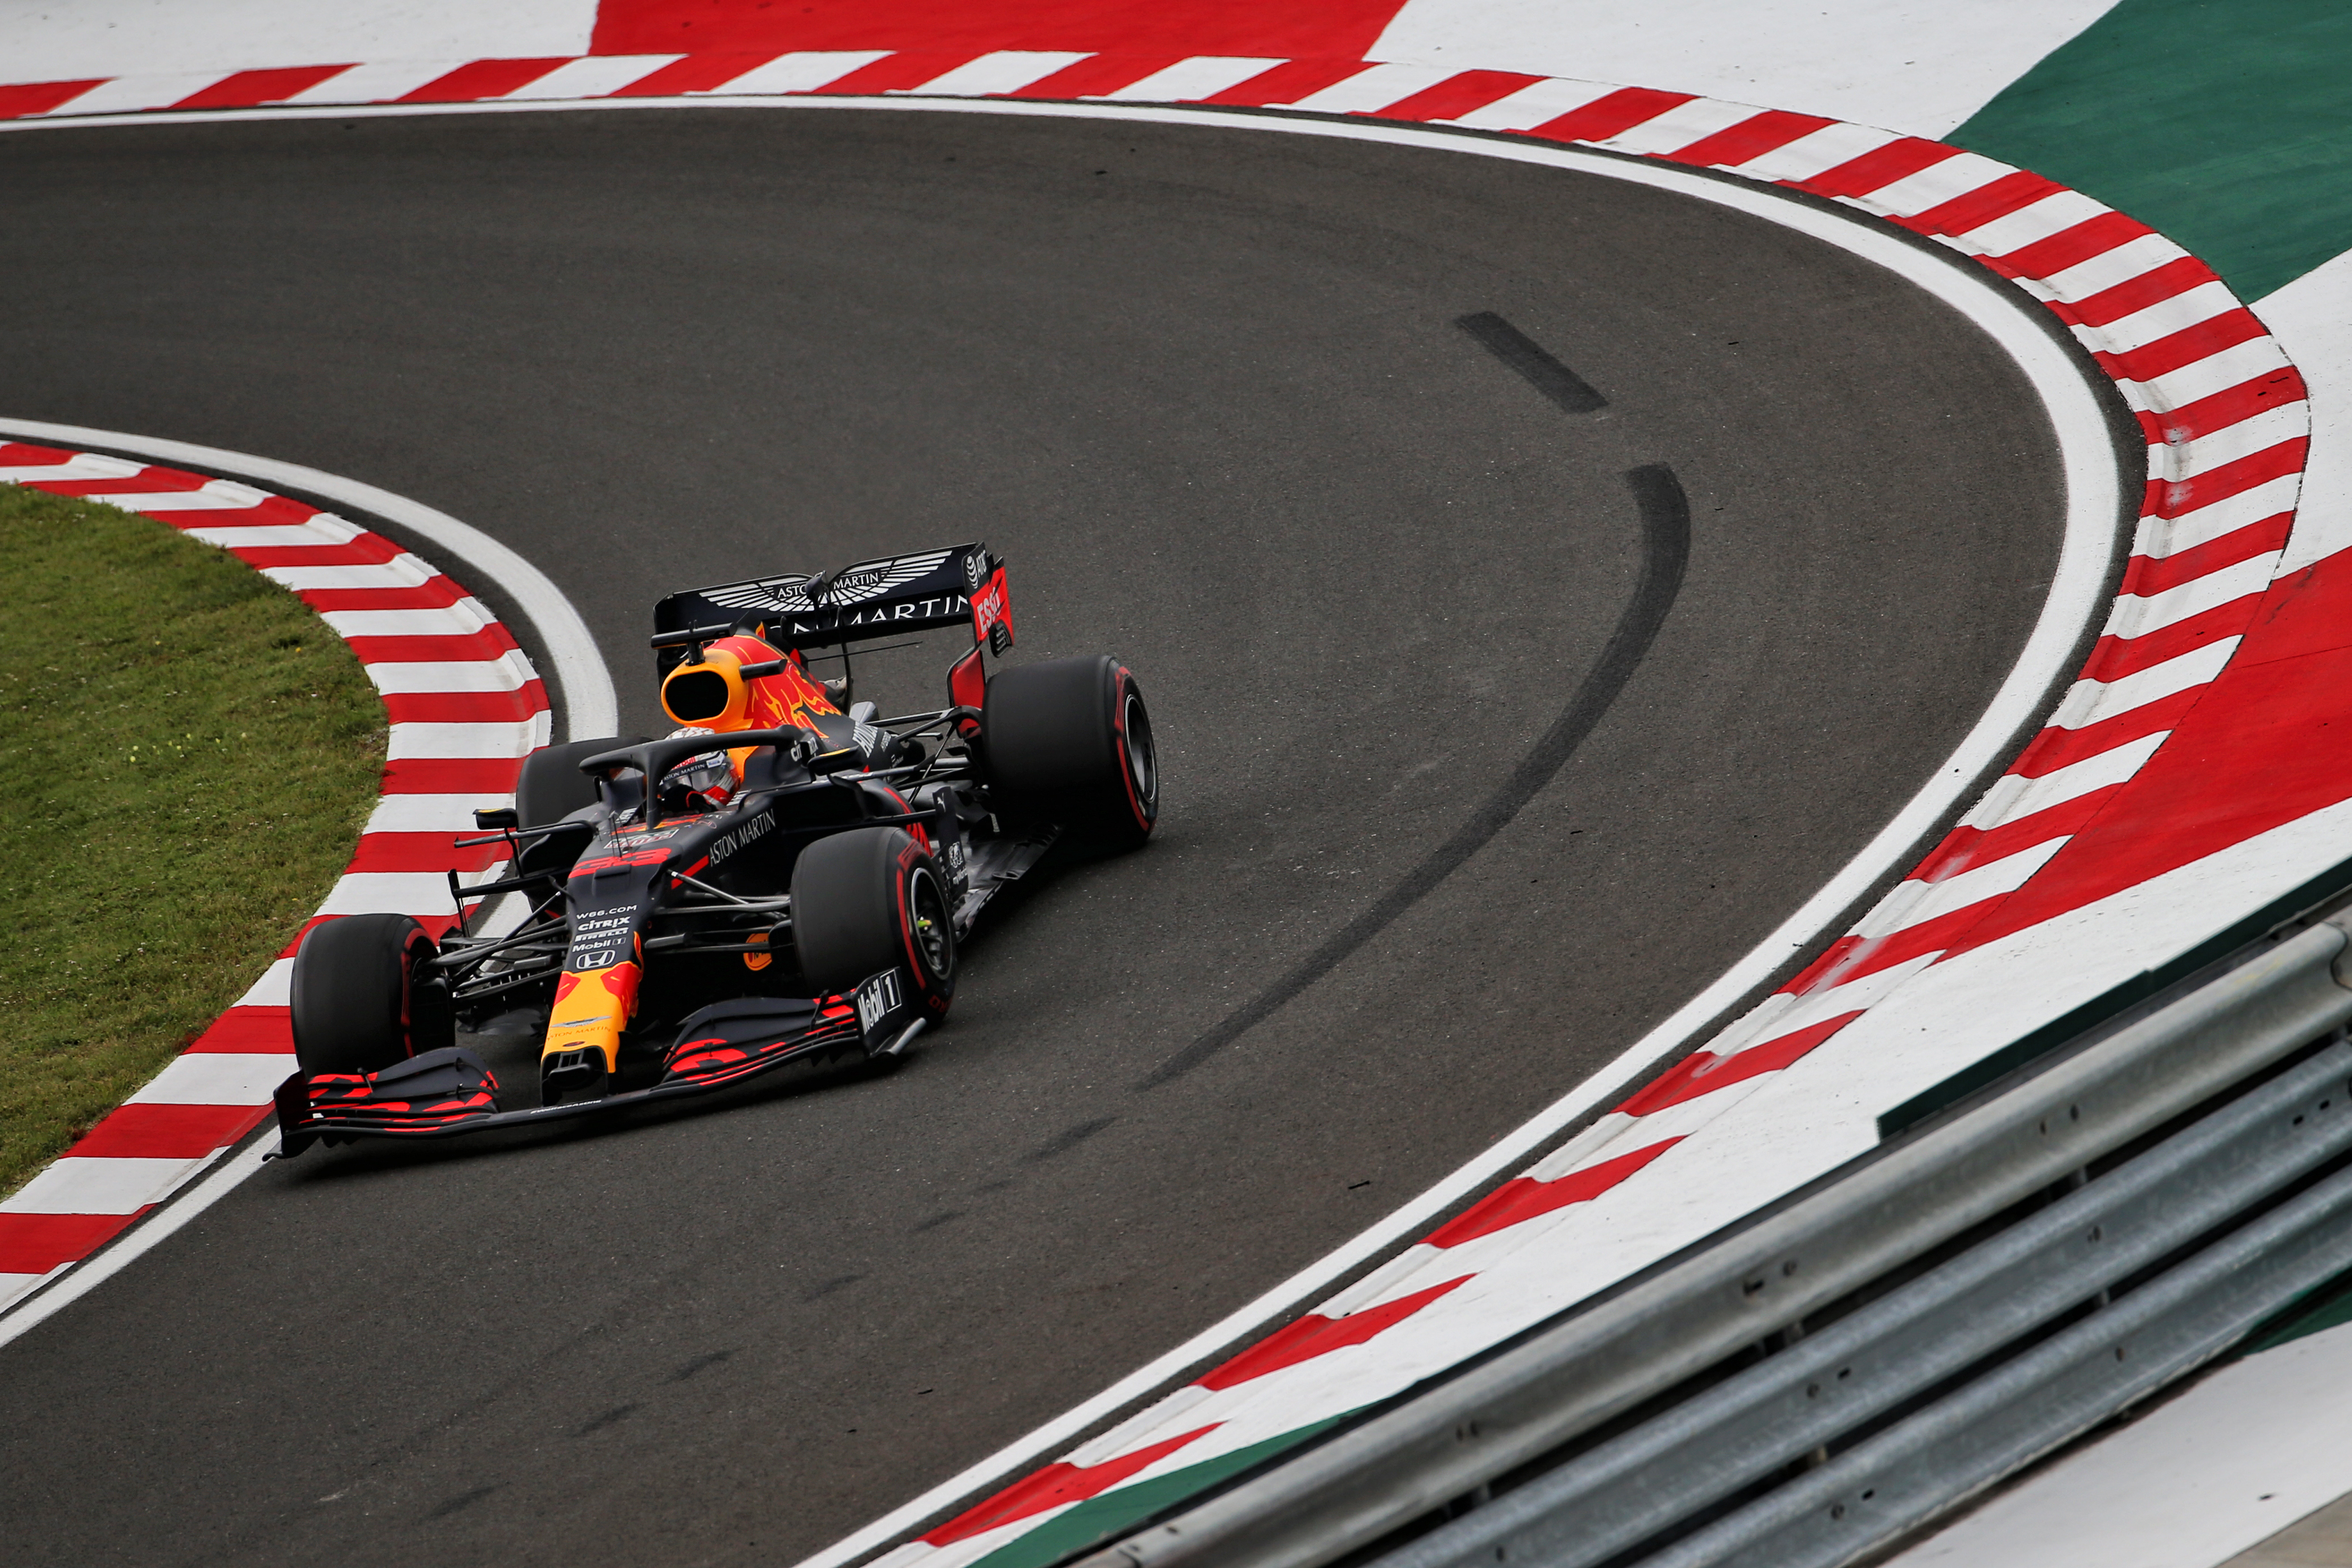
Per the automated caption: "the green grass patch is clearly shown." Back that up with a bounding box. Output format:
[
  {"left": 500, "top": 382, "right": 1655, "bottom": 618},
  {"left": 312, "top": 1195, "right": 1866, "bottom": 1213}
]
[{"left": 0, "top": 485, "right": 385, "bottom": 1198}]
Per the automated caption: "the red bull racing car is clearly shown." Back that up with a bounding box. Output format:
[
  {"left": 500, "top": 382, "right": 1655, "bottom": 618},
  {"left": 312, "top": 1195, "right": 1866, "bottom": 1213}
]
[{"left": 271, "top": 542, "right": 1156, "bottom": 1154}]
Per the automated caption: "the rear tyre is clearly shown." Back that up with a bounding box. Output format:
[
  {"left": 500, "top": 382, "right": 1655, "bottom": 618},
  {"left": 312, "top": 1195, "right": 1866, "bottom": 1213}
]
[
  {"left": 515, "top": 734, "right": 647, "bottom": 878},
  {"left": 290, "top": 914, "right": 453, "bottom": 1076},
  {"left": 982, "top": 655, "right": 1158, "bottom": 848},
  {"left": 791, "top": 826, "right": 956, "bottom": 1018}
]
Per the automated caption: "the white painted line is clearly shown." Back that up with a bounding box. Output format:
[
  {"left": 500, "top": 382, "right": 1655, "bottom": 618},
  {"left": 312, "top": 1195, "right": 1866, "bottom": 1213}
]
[
  {"left": 236, "top": 959, "right": 294, "bottom": 1009},
  {"left": 0, "top": 1270, "right": 58, "bottom": 1314},
  {"left": 701, "top": 51, "right": 890, "bottom": 97},
  {"left": 385, "top": 717, "right": 546, "bottom": 759},
  {"left": 39, "top": 71, "right": 231, "bottom": 117},
  {"left": 314, "top": 871, "right": 465, "bottom": 916},
  {"left": 1956, "top": 189, "right": 2111, "bottom": 259},
  {"left": 126, "top": 1054, "right": 291, "bottom": 1105},
  {"left": 1962, "top": 730, "right": 2174, "bottom": 829},
  {"left": 319, "top": 601, "right": 495, "bottom": 638},
  {"left": 1089, "top": 57, "right": 1284, "bottom": 104},
  {"left": 281, "top": 61, "right": 464, "bottom": 107},
  {"left": 1731, "top": 120, "right": 1904, "bottom": 182},
  {"left": 0, "top": 1137, "right": 269, "bottom": 1353},
  {"left": 0, "top": 418, "right": 617, "bottom": 739},
  {"left": 2046, "top": 637, "right": 2240, "bottom": 730},
  {"left": 2, "top": 1155, "right": 213, "bottom": 1215},
  {"left": 501, "top": 54, "right": 683, "bottom": 102},
  {"left": 365, "top": 792, "right": 516, "bottom": 832},
  {"left": 364, "top": 655, "right": 534, "bottom": 693},
  {"left": 183, "top": 517, "right": 365, "bottom": 548},
  {"left": 1445, "top": 76, "right": 1623, "bottom": 131},
  {"left": 1857, "top": 838, "right": 2070, "bottom": 935},
  {"left": 2102, "top": 553, "right": 2276, "bottom": 638},
  {"left": 2136, "top": 474, "right": 2303, "bottom": 559},
  {"left": 259, "top": 553, "right": 439, "bottom": 590},
  {"left": 1281, "top": 63, "right": 1458, "bottom": 114},
  {"left": 1593, "top": 96, "right": 1758, "bottom": 154},
  {"left": 904, "top": 51, "right": 1091, "bottom": 98},
  {"left": 0, "top": 453, "right": 142, "bottom": 481}
]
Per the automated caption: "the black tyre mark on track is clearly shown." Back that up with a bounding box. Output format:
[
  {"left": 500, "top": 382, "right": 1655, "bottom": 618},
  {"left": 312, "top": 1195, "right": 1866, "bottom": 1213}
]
[
  {"left": 1457, "top": 311, "right": 1609, "bottom": 413},
  {"left": 1142, "top": 464, "right": 1693, "bottom": 1087},
  {"left": 1026, "top": 1115, "right": 1118, "bottom": 1162}
]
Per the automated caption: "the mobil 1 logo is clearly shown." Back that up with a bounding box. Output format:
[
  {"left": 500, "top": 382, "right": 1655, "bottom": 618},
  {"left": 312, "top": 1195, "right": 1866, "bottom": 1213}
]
[{"left": 855, "top": 968, "right": 904, "bottom": 1035}]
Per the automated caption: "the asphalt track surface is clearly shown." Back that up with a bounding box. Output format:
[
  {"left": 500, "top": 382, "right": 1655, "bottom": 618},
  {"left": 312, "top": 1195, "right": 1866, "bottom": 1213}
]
[{"left": 0, "top": 110, "right": 2085, "bottom": 1566}]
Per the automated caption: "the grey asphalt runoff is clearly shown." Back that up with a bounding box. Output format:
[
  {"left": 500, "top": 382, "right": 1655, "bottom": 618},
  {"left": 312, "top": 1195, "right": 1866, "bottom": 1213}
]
[{"left": 0, "top": 109, "right": 2099, "bottom": 1567}]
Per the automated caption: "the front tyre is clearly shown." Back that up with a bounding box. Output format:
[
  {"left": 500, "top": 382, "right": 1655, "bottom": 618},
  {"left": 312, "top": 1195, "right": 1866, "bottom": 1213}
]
[
  {"left": 982, "top": 655, "right": 1158, "bottom": 849},
  {"left": 289, "top": 913, "right": 454, "bottom": 1076},
  {"left": 791, "top": 826, "right": 956, "bottom": 1018}
]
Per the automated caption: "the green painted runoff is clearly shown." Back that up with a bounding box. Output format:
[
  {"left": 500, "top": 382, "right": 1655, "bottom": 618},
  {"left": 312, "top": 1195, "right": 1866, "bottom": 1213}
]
[
  {"left": 968, "top": 1416, "right": 1352, "bottom": 1568},
  {"left": 1950, "top": 0, "right": 2352, "bottom": 302}
]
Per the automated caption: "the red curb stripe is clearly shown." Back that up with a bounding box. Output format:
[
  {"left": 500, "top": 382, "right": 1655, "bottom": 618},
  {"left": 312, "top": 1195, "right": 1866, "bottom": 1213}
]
[
  {"left": 813, "top": 51, "right": 963, "bottom": 95},
  {"left": 186, "top": 1008, "right": 292, "bottom": 1054},
  {"left": 170, "top": 65, "right": 353, "bottom": 111},
  {"left": 1006, "top": 53, "right": 1175, "bottom": 100},
  {"left": 1784, "top": 135, "right": 1955, "bottom": 198},
  {"left": 1199, "top": 1275, "right": 1472, "bottom": 1390},
  {"left": 65, "top": 1103, "right": 264, "bottom": 1160},
  {"left": 2011, "top": 690, "right": 2203, "bottom": 780},
  {"left": 1899, "top": 169, "right": 2064, "bottom": 237},
  {"left": 1371, "top": 69, "right": 1546, "bottom": 123},
  {"left": 397, "top": 59, "right": 571, "bottom": 103},
  {"left": 1916, "top": 787, "right": 2128, "bottom": 886},
  {"left": 1619, "top": 1014, "right": 1864, "bottom": 1116},
  {"left": 1665, "top": 108, "right": 1833, "bottom": 169},
  {"left": 225, "top": 539, "right": 407, "bottom": 568},
  {"left": 0, "top": 81, "right": 103, "bottom": 119},
  {"left": 1531, "top": 85, "right": 1694, "bottom": 144},
  {"left": 348, "top": 833, "right": 512, "bottom": 873},
  {"left": 0, "top": 1213, "right": 140, "bottom": 1274},
  {"left": 342, "top": 628, "right": 521, "bottom": 662},
  {"left": 2085, "top": 595, "right": 2269, "bottom": 682},
  {"left": 381, "top": 756, "right": 529, "bottom": 793},
  {"left": 291, "top": 581, "right": 467, "bottom": 614},
  {"left": 2119, "top": 513, "right": 2296, "bottom": 598},
  {"left": 1994, "top": 209, "right": 2153, "bottom": 278},
  {"left": 1199, "top": 58, "right": 1365, "bottom": 107},
  {"left": 2099, "top": 308, "right": 2273, "bottom": 386},
  {"left": 924, "top": 1424, "right": 1222, "bottom": 1546},
  {"left": 1428, "top": 1139, "right": 1682, "bottom": 1248},
  {"left": 2062, "top": 253, "right": 2215, "bottom": 329},
  {"left": 2146, "top": 437, "right": 2308, "bottom": 519},
  {"left": 608, "top": 51, "right": 774, "bottom": 96},
  {"left": 2141, "top": 368, "right": 2309, "bottom": 447}
]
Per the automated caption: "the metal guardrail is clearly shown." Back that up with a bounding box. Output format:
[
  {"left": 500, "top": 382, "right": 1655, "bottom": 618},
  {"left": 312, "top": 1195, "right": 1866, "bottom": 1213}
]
[{"left": 1071, "top": 909, "right": 2352, "bottom": 1568}]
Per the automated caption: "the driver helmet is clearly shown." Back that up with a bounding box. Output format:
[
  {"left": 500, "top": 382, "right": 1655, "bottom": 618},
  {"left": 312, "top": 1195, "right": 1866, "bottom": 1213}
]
[{"left": 661, "top": 726, "right": 737, "bottom": 812}]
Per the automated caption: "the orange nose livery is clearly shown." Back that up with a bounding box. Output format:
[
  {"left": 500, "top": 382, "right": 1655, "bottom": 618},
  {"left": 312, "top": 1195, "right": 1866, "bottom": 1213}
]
[{"left": 544, "top": 960, "right": 642, "bottom": 1073}]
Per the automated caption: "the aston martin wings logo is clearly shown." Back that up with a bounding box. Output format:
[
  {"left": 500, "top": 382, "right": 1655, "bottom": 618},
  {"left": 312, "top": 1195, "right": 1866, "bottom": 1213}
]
[
  {"left": 822, "top": 549, "right": 955, "bottom": 604},
  {"left": 703, "top": 575, "right": 816, "bottom": 613},
  {"left": 698, "top": 549, "right": 955, "bottom": 614}
]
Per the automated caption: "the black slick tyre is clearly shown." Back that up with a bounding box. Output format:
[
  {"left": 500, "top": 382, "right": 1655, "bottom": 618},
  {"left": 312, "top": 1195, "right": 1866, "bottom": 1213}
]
[
  {"left": 791, "top": 826, "right": 956, "bottom": 1017},
  {"left": 290, "top": 913, "right": 454, "bottom": 1076},
  {"left": 518, "top": 734, "right": 648, "bottom": 826},
  {"left": 516, "top": 734, "right": 646, "bottom": 877},
  {"left": 982, "top": 655, "right": 1158, "bottom": 848}
]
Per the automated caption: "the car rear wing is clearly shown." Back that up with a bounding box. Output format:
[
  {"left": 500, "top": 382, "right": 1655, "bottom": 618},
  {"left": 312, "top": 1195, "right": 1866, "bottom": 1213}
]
[{"left": 654, "top": 541, "right": 1014, "bottom": 662}]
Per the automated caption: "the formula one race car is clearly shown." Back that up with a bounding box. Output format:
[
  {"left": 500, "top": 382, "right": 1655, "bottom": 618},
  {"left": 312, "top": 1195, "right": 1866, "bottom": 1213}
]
[{"left": 271, "top": 542, "right": 1156, "bottom": 1154}]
